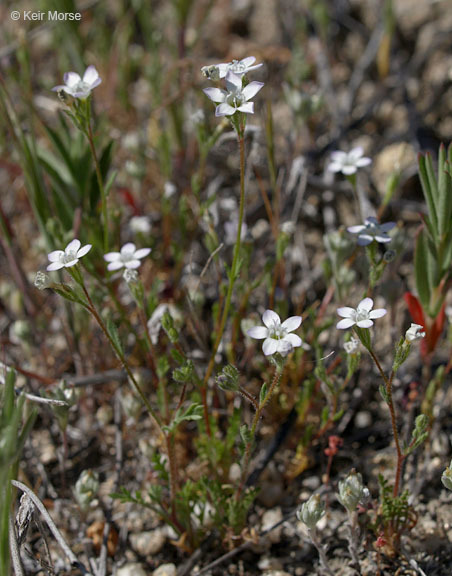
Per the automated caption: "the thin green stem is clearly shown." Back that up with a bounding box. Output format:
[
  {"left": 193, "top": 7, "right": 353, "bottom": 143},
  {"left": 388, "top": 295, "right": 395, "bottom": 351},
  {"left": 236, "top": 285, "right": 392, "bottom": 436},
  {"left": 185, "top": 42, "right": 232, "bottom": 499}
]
[
  {"left": 201, "top": 134, "right": 246, "bottom": 435},
  {"left": 86, "top": 109, "right": 109, "bottom": 253},
  {"left": 235, "top": 364, "right": 283, "bottom": 502},
  {"left": 367, "top": 345, "right": 404, "bottom": 496}
]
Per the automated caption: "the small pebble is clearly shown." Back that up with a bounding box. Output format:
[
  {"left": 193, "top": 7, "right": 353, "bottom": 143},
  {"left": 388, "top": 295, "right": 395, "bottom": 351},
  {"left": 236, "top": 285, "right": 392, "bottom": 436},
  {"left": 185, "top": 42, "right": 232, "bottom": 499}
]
[
  {"left": 117, "top": 563, "right": 147, "bottom": 576},
  {"left": 153, "top": 563, "right": 177, "bottom": 576},
  {"left": 130, "top": 528, "right": 166, "bottom": 556}
]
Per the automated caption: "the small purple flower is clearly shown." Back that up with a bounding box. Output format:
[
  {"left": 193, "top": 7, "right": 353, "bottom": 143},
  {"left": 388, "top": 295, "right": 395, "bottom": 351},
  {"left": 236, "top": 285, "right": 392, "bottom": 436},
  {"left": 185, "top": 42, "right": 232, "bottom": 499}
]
[
  {"left": 104, "top": 243, "right": 151, "bottom": 271},
  {"left": 328, "top": 147, "right": 372, "bottom": 176},
  {"left": 52, "top": 65, "right": 101, "bottom": 99},
  {"left": 337, "top": 297, "right": 387, "bottom": 330},
  {"left": 247, "top": 310, "right": 302, "bottom": 356},
  {"left": 203, "top": 71, "right": 264, "bottom": 117},
  {"left": 347, "top": 217, "right": 396, "bottom": 246}
]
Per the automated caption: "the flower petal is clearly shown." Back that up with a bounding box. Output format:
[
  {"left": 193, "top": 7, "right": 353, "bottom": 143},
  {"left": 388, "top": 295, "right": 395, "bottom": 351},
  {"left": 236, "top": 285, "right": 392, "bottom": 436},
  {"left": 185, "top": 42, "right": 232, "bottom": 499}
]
[
  {"left": 336, "top": 318, "right": 356, "bottom": 329},
  {"left": 247, "top": 326, "right": 268, "bottom": 339},
  {"left": 121, "top": 242, "right": 136, "bottom": 255},
  {"left": 337, "top": 307, "right": 355, "bottom": 318},
  {"left": 369, "top": 308, "right": 387, "bottom": 319},
  {"left": 107, "top": 260, "right": 125, "bottom": 271},
  {"left": 284, "top": 333, "right": 302, "bottom": 348},
  {"left": 380, "top": 221, "right": 396, "bottom": 232},
  {"left": 262, "top": 310, "right": 281, "bottom": 328},
  {"left": 342, "top": 165, "right": 357, "bottom": 175},
  {"left": 374, "top": 235, "right": 391, "bottom": 243},
  {"left": 104, "top": 252, "right": 120, "bottom": 262},
  {"left": 225, "top": 71, "right": 242, "bottom": 91},
  {"left": 281, "top": 316, "right": 302, "bottom": 332},
  {"left": 83, "top": 65, "right": 100, "bottom": 85},
  {"left": 358, "top": 297, "right": 374, "bottom": 312},
  {"left": 203, "top": 87, "right": 226, "bottom": 103},
  {"left": 331, "top": 151, "right": 346, "bottom": 163},
  {"left": 237, "top": 102, "right": 254, "bottom": 114},
  {"left": 216, "top": 103, "right": 236, "bottom": 116},
  {"left": 242, "top": 81, "right": 264, "bottom": 101},
  {"left": 327, "top": 162, "right": 343, "bottom": 173},
  {"left": 64, "top": 258, "right": 79, "bottom": 268},
  {"left": 77, "top": 244, "right": 92, "bottom": 258},
  {"left": 276, "top": 340, "right": 293, "bottom": 356},
  {"left": 348, "top": 225, "right": 366, "bottom": 234},
  {"left": 216, "top": 63, "right": 229, "bottom": 78},
  {"left": 134, "top": 248, "right": 151, "bottom": 259},
  {"left": 240, "top": 56, "right": 256, "bottom": 67},
  {"left": 48, "top": 250, "right": 64, "bottom": 262},
  {"left": 262, "top": 338, "right": 278, "bottom": 356},
  {"left": 356, "top": 319, "right": 373, "bottom": 328},
  {"left": 349, "top": 146, "right": 364, "bottom": 160},
  {"left": 64, "top": 72, "right": 81, "bottom": 87},
  {"left": 356, "top": 157, "right": 372, "bottom": 167},
  {"left": 357, "top": 235, "right": 373, "bottom": 246},
  {"left": 66, "top": 239, "right": 81, "bottom": 253},
  {"left": 125, "top": 260, "right": 141, "bottom": 269},
  {"left": 47, "top": 261, "right": 65, "bottom": 271}
]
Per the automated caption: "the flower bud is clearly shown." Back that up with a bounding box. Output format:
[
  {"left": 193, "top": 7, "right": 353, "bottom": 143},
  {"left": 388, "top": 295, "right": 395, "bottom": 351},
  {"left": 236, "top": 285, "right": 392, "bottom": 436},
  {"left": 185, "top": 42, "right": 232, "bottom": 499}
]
[
  {"left": 405, "top": 323, "right": 425, "bottom": 342},
  {"left": 74, "top": 469, "right": 99, "bottom": 512},
  {"left": 34, "top": 271, "right": 51, "bottom": 290},
  {"left": 441, "top": 460, "right": 452, "bottom": 491},
  {"left": 338, "top": 470, "right": 366, "bottom": 513},
  {"left": 297, "top": 494, "right": 325, "bottom": 530}
]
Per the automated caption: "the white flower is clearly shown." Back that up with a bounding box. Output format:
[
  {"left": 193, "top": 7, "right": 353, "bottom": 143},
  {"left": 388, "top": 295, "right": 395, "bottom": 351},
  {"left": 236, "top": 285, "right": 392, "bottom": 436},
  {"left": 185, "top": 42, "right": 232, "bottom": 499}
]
[
  {"left": 247, "top": 310, "right": 302, "bottom": 357},
  {"left": 203, "top": 71, "right": 264, "bottom": 117},
  {"left": 336, "top": 297, "right": 387, "bottom": 330},
  {"left": 129, "top": 216, "right": 152, "bottom": 235},
  {"left": 343, "top": 337, "right": 359, "bottom": 354},
  {"left": 104, "top": 243, "right": 151, "bottom": 271},
  {"left": 328, "top": 147, "right": 372, "bottom": 176},
  {"left": 52, "top": 65, "right": 101, "bottom": 99},
  {"left": 208, "top": 56, "right": 263, "bottom": 79},
  {"left": 47, "top": 239, "right": 92, "bottom": 271},
  {"left": 405, "top": 323, "right": 425, "bottom": 342},
  {"left": 348, "top": 217, "right": 395, "bottom": 246}
]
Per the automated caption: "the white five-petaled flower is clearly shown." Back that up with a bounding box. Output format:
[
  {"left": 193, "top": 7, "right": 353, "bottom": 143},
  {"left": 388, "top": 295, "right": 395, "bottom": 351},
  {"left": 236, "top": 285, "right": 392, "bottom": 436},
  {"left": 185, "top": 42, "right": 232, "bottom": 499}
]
[
  {"left": 203, "top": 71, "right": 264, "bottom": 117},
  {"left": 348, "top": 217, "right": 396, "bottom": 246},
  {"left": 247, "top": 310, "right": 302, "bottom": 357},
  {"left": 336, "top": 297, "right": 387, "bottom": 330},
  {"left": 47, "top": 239, "right": 92, "bottom": 271},
  {"left": 405, "top": 323, "right": 426, "bottom": 342},
  {"left": 52, "top": 65, "right": 102, "bottom": 99},
  {"left": 211, "top": 56, "right": 263, "bottom": 79},
  {"left": 104, "top": 243, "right": 151, "bottom": 271},
  {"left": 328, "top": 147, "right": 372, "bottom": 176}
]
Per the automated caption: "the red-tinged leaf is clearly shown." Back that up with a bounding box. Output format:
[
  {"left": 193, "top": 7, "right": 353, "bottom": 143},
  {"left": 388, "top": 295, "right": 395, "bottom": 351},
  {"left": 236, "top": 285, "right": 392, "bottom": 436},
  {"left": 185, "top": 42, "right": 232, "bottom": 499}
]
[
  {"left": 404, "top": 292, "right": 426, "bottom": 327},
  {"left": 429, "top": 302, "right": 446, "bottom": 353},
  {"left": 119, "top": 187, "right": 139, "bottom": 215}
]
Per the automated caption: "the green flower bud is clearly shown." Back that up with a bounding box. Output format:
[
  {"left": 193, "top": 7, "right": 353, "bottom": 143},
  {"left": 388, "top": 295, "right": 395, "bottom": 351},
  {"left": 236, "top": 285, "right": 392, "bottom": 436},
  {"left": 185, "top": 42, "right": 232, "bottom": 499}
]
[
  {"left": 74, "top": 469, "right": 99, "bottom": 512},
  {"left": 338, "top": 470, "right": 365, "bottom": 513},
  {"left": 441, "top": 460, "right": 452, "bottom": 491},
  {"left": 297, "top": 494, "right": 325, "bottom": 530}
]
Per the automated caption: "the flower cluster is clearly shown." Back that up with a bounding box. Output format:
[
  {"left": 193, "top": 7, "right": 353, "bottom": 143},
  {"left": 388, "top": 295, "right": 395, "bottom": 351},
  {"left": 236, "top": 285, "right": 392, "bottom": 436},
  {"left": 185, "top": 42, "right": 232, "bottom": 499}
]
[
  {"left": 46, "top": 239, "right": 151, "bottom": 273},
  {"left": 202, "top": 56, "right": 264, "bottom": 117}
]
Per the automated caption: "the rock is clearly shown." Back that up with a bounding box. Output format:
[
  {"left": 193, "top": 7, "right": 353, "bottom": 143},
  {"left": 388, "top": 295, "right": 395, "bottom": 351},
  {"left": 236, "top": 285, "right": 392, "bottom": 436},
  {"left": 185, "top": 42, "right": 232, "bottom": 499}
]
[
  {"left": 130, "top": 528, "right": 166, "bottom": 556},
  {"left": 117, "top": 563, "right": 147, "bottom": 576},
  {"left": 261, "top": 508, "right": 283, "bottom": 544},
  {"left": 153, "top": 564, "right": 177, "bottom": 576}
]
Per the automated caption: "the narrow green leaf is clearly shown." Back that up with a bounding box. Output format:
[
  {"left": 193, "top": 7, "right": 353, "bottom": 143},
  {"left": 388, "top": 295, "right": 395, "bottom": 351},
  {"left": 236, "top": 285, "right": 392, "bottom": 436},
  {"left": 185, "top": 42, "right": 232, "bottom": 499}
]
[
  {"left": 106, "top": 318, "right": 123, "bottom": 356},
  {"left": 414, "top": 229, "right": 431, "bottom": 310},
  {"left": 418, "top": 154, "right": 438, "bottom": 238}
]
